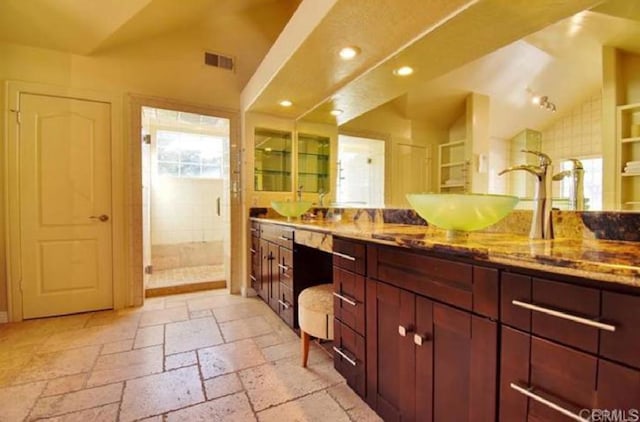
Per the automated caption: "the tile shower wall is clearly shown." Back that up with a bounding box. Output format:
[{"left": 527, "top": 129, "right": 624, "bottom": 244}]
[
  {"left": 541, "top": 92, "right": 602, "bottom": 197},
  {"left": 151, "top": 177, "right": 224, "bottom": 270}
]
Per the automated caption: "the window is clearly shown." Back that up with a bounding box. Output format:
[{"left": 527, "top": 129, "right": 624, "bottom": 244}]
[
  {"left": 559, "top": 156, "right": 602, "bottom": 210},
  {"left": 155, "top": 130, "right": 224, "bottom": 179}
]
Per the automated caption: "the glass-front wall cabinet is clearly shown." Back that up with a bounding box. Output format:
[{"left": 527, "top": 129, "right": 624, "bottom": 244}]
[
  {"left": 254, "top": 128, "right": 292, "bottom": 192},
  {"left": 297, "top": 133, "right": 330, "bottom": 193}
]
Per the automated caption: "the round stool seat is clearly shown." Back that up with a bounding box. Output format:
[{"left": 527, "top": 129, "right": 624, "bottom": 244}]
[{"left": 298, "top": 283, "right": 334, "bottom": 340}]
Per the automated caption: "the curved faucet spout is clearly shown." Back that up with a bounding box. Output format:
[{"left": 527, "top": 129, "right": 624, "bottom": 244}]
[{"left": 498, "top": 165, "right": 542, "bottom": 178}]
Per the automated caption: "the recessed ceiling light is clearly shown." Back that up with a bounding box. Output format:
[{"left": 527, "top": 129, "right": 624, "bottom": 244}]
[
  {"left": 531, "top": 96, "right": 541, "bottom": 105},
  {"left": 339, "top": 46, "right": 360, "bottom": 60},
  {"left": 279, "top": 100, "right": 293, "bottom": 107},
  {"left": 393, "top": 66, "right": 414, "bottom": 76},
  {"left": 330, "top": 109, "right": 343, "bottom": 116}
]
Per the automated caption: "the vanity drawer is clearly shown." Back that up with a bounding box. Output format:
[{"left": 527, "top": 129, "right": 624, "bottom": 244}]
[
  {"left": 333, "top": 238, "right": 366, "bottom": 275},
  {"left": 333, "top": 267, "right": 365, "bottom": 335},
  {"left": 278, "top": 283, "right": 294, "bottom": 328},
  {"left": 278, "top": 247, "right": 294, "bottom": 289},
  {"left": 369, "top": 245, "right": 474, "bottom": 311},
  {"left": 262, "top": 224, "right": 294, "bottom": 248},
  {"left": 501, "top": 273, "right": 601, "bottom": 354},
  {"left": 250, "top": 221, "right": 260, "bottom": 237},
  {"left": 600, "top": 291, "right": 640, "bottom": 369},
  {"left": 334, "top": 318, "right": 366, "bottom": 398}
]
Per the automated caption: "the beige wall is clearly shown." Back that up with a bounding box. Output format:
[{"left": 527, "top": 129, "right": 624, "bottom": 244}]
[{"left": 0, "top": 21, "right": 274, "bottom": 312}]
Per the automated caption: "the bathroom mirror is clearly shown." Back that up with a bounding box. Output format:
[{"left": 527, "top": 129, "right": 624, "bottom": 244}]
[{"left": 296, "top": 4, "right": 640, "bottom": 211}]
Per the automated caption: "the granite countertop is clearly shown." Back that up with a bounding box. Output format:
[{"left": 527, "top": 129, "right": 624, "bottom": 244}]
[{"left": 251, "top": 217, "right": 640, "bottom": 289}]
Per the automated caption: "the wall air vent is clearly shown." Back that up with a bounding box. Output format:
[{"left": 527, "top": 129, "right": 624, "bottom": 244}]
[{"left": 204, "top": 51, "right": 234, "bottom": 71}]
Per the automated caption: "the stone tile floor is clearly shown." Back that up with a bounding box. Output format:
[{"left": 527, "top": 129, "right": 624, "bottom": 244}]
[
  {"left": 147, "top": 265, "right": 225, "bottom": 289},
  {"left": 0, "top": 289, "right": 381, "bottom": 421}
]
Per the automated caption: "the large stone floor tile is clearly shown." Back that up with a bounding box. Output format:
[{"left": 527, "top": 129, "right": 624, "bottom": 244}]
[
  {"left": 14, "top": 345, "right": 100, "bottom": 383},
  {"left": 257, "top": 390, "right": 351, "bottom": 422},
  {"left": 165, "top": 317, "right": 223, "bottom": 355},
  {"left": 39, "top": 323, "right": 137, "bottom": 353},
  {"left": 0, "top": 381, "right": 46, "bottom": 422},
  {"left": 239, "top": 356, "right": 343, "bottom": 411},
  {"left": 139, "top": 306, "right": 189, "bottom": 327},
  {"left": 166, "top": 392, "right": 256, "bottom": 422},
  {"left": 212, "top": 302, "right": 272, "bottom": 323},
  {"left": 36, "top": 403, "right": 119, "bottom": 422},
  {"left": 198, "top": 339, "right": 265, "bottom": 379},
  {"left": 87, "top": 345, "right": 163, "bottom": 386},
  {"left": 29, "top": 382, "right": 122, "bottom": 420},
  {"left": 219, "top": 316, "right": 273, "bottom": 342},
  {"left": 203, "top": 373, "right": 243, "bottom": 400},
  {"left": 133, "top": 325, "right": 164, "bottom": 349},
  {"left": 119, "top": 366, "right": 204, "bottom": 422}
]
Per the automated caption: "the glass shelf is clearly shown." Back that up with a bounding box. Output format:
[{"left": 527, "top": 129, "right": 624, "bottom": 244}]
[{"left": 254, "top": 128, "right": 292, "bottom": 192}]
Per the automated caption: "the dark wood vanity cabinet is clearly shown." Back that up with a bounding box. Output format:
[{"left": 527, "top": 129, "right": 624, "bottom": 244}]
[
  {"left": 332, "top": 237, "right": 367, "bottom": 399},
  {"left": 249, "top": 222, "right": 262, "bottom": 297},
  {"left": 500, "top": 271, "right": 640, "bottom": 421},
  {"left": 251, "top": 221, "right": 331, "bottom": 329},
  {"left": 365, "top": 245, "right": 498, "bottom": 422}
]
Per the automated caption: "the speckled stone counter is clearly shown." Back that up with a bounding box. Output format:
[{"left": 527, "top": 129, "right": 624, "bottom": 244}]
[{"left": 251, "top": 217, "right": 640, "bottom": 289}]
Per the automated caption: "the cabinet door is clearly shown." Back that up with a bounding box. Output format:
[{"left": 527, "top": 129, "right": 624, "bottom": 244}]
[
  {"left": 267, "top": 242, "right": 280, "bottom": 312},
  {"left": 500, "top": 327, "right": 598, "bottom": 421},
  {"left": 414, "top": 296, "right": 433, "bottom": 422},
  {"left": 366, "top": 280, "right": 416, "bottom": 421},
  {"left": 258, "top": 239, "right": 271, "bottom": 300},
  {"left": 250, "top": 236, "right": 260, "bottom": 294},
  {"left": 432, "top": 303, "right": 497, "bottom": 422}
]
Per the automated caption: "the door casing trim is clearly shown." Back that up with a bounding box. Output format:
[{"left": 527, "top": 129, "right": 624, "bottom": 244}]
[{"left": 127, "top": 94, "right": 240, "bottom": 306}]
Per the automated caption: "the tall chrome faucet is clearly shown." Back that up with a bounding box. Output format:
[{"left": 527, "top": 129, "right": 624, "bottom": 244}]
[
  {"left": 499, "top": 150, "right": 554, "bottom": 239},
  {"left": 552, "top": 158, "right": 584, "bottom": 211}
]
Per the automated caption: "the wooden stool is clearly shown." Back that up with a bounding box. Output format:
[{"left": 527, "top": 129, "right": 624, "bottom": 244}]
[{"left": 298, "top": 284, "right": 334, "bottom": 367}]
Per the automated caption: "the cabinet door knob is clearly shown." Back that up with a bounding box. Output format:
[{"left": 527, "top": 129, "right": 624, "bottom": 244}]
[
  {"left": 414, "top": 333, "right": 429, "bottom": 346},
  {"left": 398, "top": 325, "right": 413, "bottom": 337}
]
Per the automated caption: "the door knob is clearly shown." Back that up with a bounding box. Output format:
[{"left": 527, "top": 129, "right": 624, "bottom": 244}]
[{"left": 89, "top": 214, "right": 109, "bottom": 222}]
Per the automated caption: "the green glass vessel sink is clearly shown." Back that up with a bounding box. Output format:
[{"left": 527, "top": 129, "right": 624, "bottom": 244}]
[
  {"left": 271, "top": 200, "right": 313, "bottom": 221},
  {"left": 406, "top": 193, "right": 519, "bottom": 239}
]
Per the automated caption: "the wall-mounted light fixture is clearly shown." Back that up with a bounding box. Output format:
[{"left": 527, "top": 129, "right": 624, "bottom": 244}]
[{"left": 531, "top": 95, "right": 556, "bottom": 112}]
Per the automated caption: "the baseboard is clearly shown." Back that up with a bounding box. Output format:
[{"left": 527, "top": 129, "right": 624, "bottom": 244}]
[
  {"left": 145, "top": 280, "right": 226, "bottom": 298},
  {"left": 0, "top": 311, "right": 8, "bottom": 324}
]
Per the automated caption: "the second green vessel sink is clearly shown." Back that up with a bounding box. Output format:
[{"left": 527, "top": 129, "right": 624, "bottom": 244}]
[
  {"left": 406, "top": 193, "right": 519, "bottom": 237},
  {"left": 271, "top": 200, "right": 313, "bottom": 221}
]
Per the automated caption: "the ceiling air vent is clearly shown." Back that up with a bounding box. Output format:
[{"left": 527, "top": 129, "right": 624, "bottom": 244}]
[{"left": 204, "top": 52, "right": 234, "bottom": 71}]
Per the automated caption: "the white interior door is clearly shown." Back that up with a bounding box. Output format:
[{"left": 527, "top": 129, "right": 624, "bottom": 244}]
[{"left": 19, "top": 93, "right": 113, "bottom": 318}]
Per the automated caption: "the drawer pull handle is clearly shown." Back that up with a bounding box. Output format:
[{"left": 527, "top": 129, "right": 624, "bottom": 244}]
[
  {"left": 278, "top": 299, "right": 290, "bottom": 310},
  {"left": 414, "top": 333, "right": 429, "bottom": 346},
  {"left": 281, "top": 272, "right": 291, "bottom": 279},
  {"left": 332, "top": 251, "right": 356, "bottom": 261},
  {"left": 333, "top": 292, "right": 357, "bottom": 306},
  {"left": 278, "top": 235, "right": 291, "bottom": 241},
  {"left": 277, "top": 263, "right": 290, "bottom": 271},
  {"left": 249, "top": 275, "right": 256, "bottom": 282},
  {"left": 250, "top": 248, "right": 256, "bottom": 254},
  {"left": 510, "top": 382, "right": 589, "bottom": 422},
  {"left": 511, "top": 300, "right": 616, "bottom": 332},
  {"left": 250, "top": 228, "right": 258, "bottom": 232},
  {"left": 333, "top": 346, "right": 357, "bottom": 366},
  {"left": 398, "top": 325, "right": 413, "bottom": 337}
]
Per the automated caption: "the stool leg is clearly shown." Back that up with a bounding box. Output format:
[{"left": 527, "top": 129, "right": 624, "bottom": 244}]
[{"left": 301, "top": 331, "right": 310, "bottom": 367}]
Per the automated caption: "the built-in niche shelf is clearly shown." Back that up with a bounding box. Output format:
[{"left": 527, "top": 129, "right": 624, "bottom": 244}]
[
  {"left": 617, "top": 102, "right": 640, "bottom": 209},
  {"left": 438, "top": 140, "right": 467, "bottom": 192}
]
